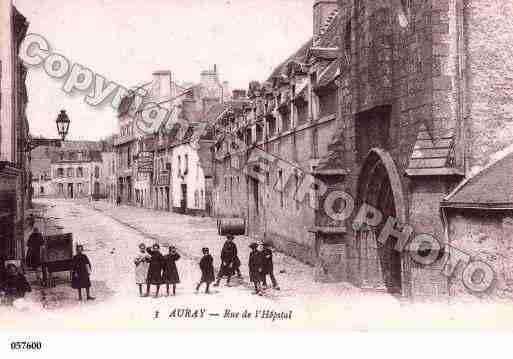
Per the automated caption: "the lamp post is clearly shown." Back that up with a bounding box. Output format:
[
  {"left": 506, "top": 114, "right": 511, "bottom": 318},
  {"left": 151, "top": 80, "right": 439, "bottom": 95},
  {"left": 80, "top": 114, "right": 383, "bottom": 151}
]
[{"left": 27, "top": 110, "right": 71, "bottom": 151}]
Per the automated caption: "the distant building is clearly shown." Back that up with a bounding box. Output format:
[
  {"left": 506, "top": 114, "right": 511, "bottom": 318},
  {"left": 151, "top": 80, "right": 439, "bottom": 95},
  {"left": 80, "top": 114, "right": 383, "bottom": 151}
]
[
  {"left": 44, "top": 141, "right": 104, "bottom": 199},
  {"left": 115, "top": 66, "right": 230, "bottom": 212},
  {"left": 31, "top": 145, "right": 53, "bottom": 198}
]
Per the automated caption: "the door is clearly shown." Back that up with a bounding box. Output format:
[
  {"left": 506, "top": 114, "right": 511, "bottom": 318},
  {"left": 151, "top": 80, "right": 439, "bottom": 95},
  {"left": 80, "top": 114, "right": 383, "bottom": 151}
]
[
  {"left": 165, "top": 187, "right": 170, "bottom": 211},
  {"left": 68, "top": 183, "right": 74, "bottom": 199},
  {"left": 181, "top": 184, "right": 187, "bottom": 212}
]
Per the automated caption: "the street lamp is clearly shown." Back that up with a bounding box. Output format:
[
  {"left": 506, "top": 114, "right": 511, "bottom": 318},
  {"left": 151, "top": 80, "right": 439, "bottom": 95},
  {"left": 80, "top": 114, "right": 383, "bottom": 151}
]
[
  {"left": 27, "top": 110, "right": 71, "bottom": 151},
  {"left": 55, "top": 110, "right": 70, "bottom": 141}
]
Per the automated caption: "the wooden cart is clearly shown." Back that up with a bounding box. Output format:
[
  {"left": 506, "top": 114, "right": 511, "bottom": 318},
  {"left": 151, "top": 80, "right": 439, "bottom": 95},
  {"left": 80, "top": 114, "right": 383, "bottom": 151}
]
[{"left": 41, "top": 233, "right": 73, "bottom": 287}]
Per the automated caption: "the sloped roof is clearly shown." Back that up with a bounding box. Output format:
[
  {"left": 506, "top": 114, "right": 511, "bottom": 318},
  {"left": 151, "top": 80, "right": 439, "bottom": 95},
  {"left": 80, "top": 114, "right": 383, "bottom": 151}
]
[
  {"left": 406, "top": 124, "right": 461, "bottom": 176},
  {"left": 442, "top": 151, "right": 513, "bottom": 208},
  {"left": 316, "top": 59, "right": 340, "bottom": 89},
  {"left": 267, "top": 38, "right": 313, "bottom": 82}
]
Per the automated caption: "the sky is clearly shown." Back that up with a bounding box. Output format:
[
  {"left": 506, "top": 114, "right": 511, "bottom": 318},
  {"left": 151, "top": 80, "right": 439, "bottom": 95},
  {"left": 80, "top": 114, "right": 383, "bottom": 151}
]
[{"left": 15, "top": 0, "right": 313, "bottom": 141}]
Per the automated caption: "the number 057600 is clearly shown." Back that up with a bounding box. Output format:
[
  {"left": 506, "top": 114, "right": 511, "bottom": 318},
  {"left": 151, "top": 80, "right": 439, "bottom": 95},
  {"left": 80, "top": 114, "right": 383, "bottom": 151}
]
[{"left": 10, "top": 341, "right": 42, "bottom": 350}]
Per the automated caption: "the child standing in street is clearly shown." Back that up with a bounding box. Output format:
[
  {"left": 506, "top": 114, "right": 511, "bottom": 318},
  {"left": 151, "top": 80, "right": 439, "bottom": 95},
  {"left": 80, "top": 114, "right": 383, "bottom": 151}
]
[
  {"left": 248, "top": 242, "right": 264, "bottom": 295},
  {"left": 134, "top": 243, "right": 150, "bottom": 297},
  {"left": 196, "top": 247, "right": 214, "bottom": 294},
  {"left": 146, "top": 243, "right": 164, "bottom": 298},
  {"left": 71, "top": 245, "right": 95, "bottom": 301},
  {"left": 162, "top": 246, "right": 180, "bottom": 296},
  {"left": 261, "top": 242, "right": 280, "bottom": 290}
]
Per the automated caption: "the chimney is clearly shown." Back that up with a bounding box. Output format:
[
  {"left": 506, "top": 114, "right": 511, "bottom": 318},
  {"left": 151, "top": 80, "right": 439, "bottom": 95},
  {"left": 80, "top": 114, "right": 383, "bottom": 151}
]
[
  {"left": 151, "top": 70, "right": 176, "bottom": 105},
  {"left": 232, "top": 89, "right": 246, "bottom": 100},
  {"left": 313, "top": 0, "right": 338, "bottom": 42}
]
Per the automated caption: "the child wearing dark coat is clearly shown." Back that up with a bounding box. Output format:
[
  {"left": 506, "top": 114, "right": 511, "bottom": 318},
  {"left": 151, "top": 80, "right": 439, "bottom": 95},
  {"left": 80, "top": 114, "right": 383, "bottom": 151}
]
[
  {"left": 261, "top": 242, "right": 280, "bottom": 290},
  {"left": 71, "top": 245, "right": 94, "bottom": 301},
  {"left": 162, "top": 246, "right": 180, "bottom": 296},
  {"left": 146, "top": 243, "right": 164, "bottom": 298},
  {"left": 196, "top": 247, "right": 215, "bottom": 294},
  {"left": 248, "top": 242, "right": 264, "bottom": 295}
]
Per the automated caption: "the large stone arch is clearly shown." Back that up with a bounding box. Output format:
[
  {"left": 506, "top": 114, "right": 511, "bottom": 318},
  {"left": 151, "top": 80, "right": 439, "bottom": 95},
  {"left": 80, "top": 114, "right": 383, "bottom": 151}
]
[{"left": 355, "top": 148, "right": 407, "bottom": 295}]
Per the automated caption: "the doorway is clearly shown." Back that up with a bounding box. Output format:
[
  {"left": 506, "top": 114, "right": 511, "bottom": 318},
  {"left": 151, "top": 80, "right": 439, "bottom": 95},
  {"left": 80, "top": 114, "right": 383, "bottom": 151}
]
[
  {"left": 181, "top": 184, "right": 187, "bottom": 212},
  {"left": 356, "top": 148, "right": 406, "bottom": 295}
]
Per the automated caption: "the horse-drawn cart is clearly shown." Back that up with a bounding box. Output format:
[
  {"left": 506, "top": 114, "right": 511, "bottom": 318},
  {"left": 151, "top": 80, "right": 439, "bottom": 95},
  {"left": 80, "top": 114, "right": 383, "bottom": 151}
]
[{"left": 41, "top": 233, "right": 73, "bottom": 287}]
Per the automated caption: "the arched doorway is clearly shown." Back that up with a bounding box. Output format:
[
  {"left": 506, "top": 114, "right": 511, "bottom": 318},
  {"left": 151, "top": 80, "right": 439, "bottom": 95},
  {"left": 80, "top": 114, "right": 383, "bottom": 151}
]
[{"left": 355, "top": 148, "right": 406, "bottom": 295}]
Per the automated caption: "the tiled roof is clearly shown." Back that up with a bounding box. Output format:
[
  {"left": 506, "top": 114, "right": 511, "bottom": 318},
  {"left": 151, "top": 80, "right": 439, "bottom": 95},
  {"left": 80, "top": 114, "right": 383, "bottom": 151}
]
[
  {"left": 443, "top": 151, "right": 513, "bottom": 208},
  {"left": 407, "top": 124, "right": 456, "bottom": 172},
  {"left": 267, "top": 38, "right": 313, "bottom": 82},
  {"left": 316, "top": 59, "right": 340, "bottom": 89}
]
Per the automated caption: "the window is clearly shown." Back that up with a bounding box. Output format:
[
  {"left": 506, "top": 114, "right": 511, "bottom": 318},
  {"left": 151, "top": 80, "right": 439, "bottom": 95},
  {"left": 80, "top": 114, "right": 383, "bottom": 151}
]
[
  {"left": 94, "top": 166, "right": 100, "bottom": 178},
  {"left": 57, "top": 168, "right": 64, "bottom": 177},
  {"left": 67, "top": 167, "right": 73, "bottom": 178},
  {"left": 40, "top": 186, "right": 44, "bottom": 194},
  {"left": 77, "top": 167, "right": 83, "bottom": 178},
  {"left": 178, "top": 156, "right": 182, "bottom": 176},
  {"left": 77, "top": 152, "right": 83, "bottom": 161},
  {"left": 256, "top": 124, "right": 263, "bottom": 142},
  {"left": 127, "top": 146, "right": 132, "bottom": 167},
  {"left": 278, "top": 170, "right": 284, "bottom": 208},
  {"left": 281, "top": 111, "right": 290, "bottom": 131},
  {"left": 319, "top": 89, "right": 338, "bottom": 117},
  {"left": 58, "top": 183, "right": 64, "bottom": 195},
  {"left": 296, "top": 101, "right": 308, "bottom": 125},
  {"left": 184, "top": 154, "right": 189, "bottom": 174},
  {"left": 267, "top": 116, "right": 276, "bottom": 137}
]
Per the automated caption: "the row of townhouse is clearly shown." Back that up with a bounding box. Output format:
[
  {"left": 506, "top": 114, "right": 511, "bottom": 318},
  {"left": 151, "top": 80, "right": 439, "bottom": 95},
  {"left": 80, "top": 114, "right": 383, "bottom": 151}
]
[
  {"left": 0, "top": 2, "right": 31, "bottom": 263},
  {"left": 31, "top": 141, "right": 112, "bottom": 200},
  {"left": 212, "top": 0, "right": 513, "bottom": 301},
  {"left": 111, "top": 67, "right": 230, "bottom": 215}
]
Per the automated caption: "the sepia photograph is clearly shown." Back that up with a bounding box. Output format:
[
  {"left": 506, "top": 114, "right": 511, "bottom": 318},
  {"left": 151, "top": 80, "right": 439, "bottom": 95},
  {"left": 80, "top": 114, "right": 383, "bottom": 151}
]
[{"left": 1, "top": 0, "right": 513, "bottom": 356}]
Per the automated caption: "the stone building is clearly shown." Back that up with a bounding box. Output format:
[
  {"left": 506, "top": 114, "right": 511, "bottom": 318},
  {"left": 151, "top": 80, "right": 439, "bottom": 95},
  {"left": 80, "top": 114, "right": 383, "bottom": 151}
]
[
  {"left": 441, "top": 148, "right": 513, "bottom": 300},
  {"left": 0, "top": 2, "right": 30, "bottom": 262},
  {"left": 49, "top": 142, "right": 104, "bottom": 199},
  {"left": 212, "top": 1, "right": 341, "bottom": 263},
  {"left": 213, "top": 0, "right": 513, "bottom": 301},
  {"left": 115, "top": 66, "right": 228, "bottom": 211},
  {"left": 31, "top": 145, "right": 53, "bottom": 198},
  {"left": 307, "top": 0, "right": 513, "bottom": 300}
]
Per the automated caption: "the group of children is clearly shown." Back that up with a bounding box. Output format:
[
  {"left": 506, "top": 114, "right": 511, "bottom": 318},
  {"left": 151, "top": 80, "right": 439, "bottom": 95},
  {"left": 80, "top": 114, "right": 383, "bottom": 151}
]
[
  {"left": 134, "top": 235, "right": 279, "bottom": 296},
  {"left": 134, "top": 243, "right": 181, "bottom": 297}
]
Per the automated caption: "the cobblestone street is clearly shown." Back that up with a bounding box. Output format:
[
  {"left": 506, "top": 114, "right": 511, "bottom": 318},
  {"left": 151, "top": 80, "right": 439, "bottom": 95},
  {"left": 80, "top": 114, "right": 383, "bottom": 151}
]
[{"left": 0, "top": 199, "right": 510, "bottom": 330}]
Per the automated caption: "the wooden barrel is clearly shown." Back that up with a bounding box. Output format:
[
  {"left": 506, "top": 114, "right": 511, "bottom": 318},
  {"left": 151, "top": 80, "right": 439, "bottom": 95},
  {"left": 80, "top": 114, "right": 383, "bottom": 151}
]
[{"left": 217, "top": 218, "right": 246, "bottom": 236}]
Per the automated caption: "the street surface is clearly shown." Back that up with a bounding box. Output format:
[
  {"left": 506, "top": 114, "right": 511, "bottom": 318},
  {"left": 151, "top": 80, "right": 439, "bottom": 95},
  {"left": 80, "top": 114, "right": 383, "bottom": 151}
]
[{"left": 1, "top": 199, "right": 511, "bottom": 330}]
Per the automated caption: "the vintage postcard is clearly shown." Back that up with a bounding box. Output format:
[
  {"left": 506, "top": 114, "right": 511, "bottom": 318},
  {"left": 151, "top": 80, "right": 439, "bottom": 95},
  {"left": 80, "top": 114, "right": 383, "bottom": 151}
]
[{"left": 2, "top": 0, "right": 513, "bottom": 352}]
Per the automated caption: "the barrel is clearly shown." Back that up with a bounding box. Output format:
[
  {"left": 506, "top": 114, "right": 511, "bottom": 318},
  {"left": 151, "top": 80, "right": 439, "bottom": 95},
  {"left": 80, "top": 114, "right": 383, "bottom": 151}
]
[{"left": 217, "top": 218, "right": 246, "bottom": 236}]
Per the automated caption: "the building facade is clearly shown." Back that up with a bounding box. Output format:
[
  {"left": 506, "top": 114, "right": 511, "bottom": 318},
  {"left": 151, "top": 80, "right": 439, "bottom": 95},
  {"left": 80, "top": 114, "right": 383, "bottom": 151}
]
[
  {"left": 212, "top": 0, "right": 513, "bottom": 301},
  {"left": 115, "top": 66, "right": 228, "bottom": 213},
  {"left": 49, "top": 142, "right": 105, "bottom": 199},
  {"left": 212, "top": 1, "right": 340, "bottom": 263},
  {"left": 0, "top": 2, "right": 30, "bottom": 262}
]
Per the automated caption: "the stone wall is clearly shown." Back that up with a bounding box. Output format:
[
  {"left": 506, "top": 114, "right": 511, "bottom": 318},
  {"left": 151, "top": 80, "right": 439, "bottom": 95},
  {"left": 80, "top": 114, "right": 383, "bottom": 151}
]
[
  {"left": 464, "top": 0, "right": 513, "bottom": 171},
  {"left": 446, "top": 208, "right": 513, "bottom": 301}
]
